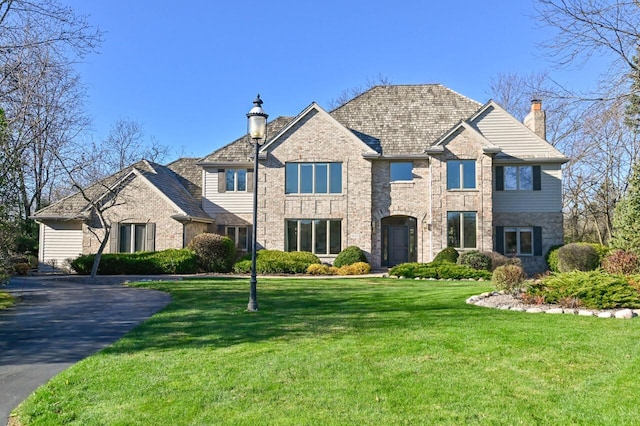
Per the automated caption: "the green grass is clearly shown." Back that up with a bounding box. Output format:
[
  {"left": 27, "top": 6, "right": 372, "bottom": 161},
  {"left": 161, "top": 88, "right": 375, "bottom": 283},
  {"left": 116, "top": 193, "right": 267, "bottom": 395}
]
[
  {"left": 13, "top": 278, "right": 640, "bottom": 425},
  {"left": 0, "top": 290, "right": 14, "bottom": 309}
]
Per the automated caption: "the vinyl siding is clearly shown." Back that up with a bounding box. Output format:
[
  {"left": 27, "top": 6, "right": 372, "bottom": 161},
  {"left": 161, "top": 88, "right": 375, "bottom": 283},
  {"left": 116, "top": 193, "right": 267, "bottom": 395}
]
[
  {"left": 473, "top": 106, "right": 565, "bottom": 159},
  {"left": 493, "top": 164, "right": 562, "bottom": 212},
  {"left": 39, "top": 221, "right": 83, "bottom": 267},
  {"left": 202, "top": 168, "right": 253, "bottom": 215}
]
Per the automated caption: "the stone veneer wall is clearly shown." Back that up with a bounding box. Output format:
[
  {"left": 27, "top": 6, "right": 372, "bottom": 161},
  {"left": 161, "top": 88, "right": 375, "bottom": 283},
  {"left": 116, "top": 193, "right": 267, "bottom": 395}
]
[
  {"left": 428, "top": 128, "right": 494, "bottom": 258},
  {"left": 370, "top": 159, "right": 430, "bottom": 265},
  {"left": 82, "top": 175, "right": 185, "bottom": 254},
  {"left": 493, "top": 211, "right": 564, "bottom": 276},
  {"left": 259, "top": 109, "right": 373, "bottom": 265}
]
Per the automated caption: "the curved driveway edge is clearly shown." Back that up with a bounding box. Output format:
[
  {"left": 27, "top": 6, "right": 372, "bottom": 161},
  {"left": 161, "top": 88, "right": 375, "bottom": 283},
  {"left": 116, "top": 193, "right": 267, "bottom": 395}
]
[{"left": 0, "top": 275, "right": 173, "bottom": 425}]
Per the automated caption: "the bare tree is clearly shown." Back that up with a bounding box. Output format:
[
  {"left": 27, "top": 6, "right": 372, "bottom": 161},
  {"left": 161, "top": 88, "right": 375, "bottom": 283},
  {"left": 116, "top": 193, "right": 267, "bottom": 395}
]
[{"left": 535, "top": 0, "right": 640, "bottom": 98}]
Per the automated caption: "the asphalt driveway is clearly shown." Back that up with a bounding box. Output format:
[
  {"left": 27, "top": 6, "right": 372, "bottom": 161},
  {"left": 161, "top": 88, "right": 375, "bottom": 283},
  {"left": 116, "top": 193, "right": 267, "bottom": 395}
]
[{"left": 0, "top": 275, "right": 172, "bottom": 425}]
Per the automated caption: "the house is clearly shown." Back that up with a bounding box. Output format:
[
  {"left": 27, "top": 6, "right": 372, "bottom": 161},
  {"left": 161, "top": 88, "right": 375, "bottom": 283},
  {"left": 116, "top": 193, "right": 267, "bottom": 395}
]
[{"left": 32, "top": 84, "right": 568, "bottom": 274}]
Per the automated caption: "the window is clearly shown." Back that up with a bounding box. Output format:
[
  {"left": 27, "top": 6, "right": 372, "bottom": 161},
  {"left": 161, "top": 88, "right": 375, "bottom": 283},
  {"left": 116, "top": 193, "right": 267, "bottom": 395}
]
[
  {"left": 504, "top": 227, "right": 533, "bottom": 256},
  {"left": 226, "top": 226, "right": 250, "bottom": 251},
  {"left": 496, "top": 165, "right": 541, "bottom": 191},
  {"left": 390, "top": 162, "right": 413, "bottom": 181},
  {"left": 225, "top": 169, "right": 247, "bottom": 192},
  {"left": 447, "top": 212, "right": 476, "bottom": 249},
  {"left": 285, "top": 162, "right": 342, "bottom": 194},
  {"left": 286, "top": 219, "right": 341, "bottom": 255},
  {"left": 447, "top": 160, "right": 476, "bottom": 189},
  {"left": 118, "top": 223, "right": 154, "bottom": 253}
]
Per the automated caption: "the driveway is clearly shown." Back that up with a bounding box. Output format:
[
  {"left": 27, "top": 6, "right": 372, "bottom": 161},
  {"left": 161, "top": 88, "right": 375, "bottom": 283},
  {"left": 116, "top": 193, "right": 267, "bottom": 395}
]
[{"left": 0, "top": 275, "right": 172, "bottom": 425}]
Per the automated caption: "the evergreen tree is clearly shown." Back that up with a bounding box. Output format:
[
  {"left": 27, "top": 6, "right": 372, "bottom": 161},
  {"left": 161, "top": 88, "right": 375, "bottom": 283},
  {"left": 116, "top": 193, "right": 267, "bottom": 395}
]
[
  {"left": 624, "top": 47, "right": 640, "bottom": 132},
  {"left": 610, "top": 162, "right": 640, "bottom": 252}
]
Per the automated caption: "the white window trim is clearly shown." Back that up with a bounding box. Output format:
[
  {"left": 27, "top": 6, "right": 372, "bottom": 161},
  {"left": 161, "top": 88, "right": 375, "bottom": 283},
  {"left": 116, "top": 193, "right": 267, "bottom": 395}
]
[
  {"left": 225, "top": 169, "right": 247, "bottom": 192},
  {"left": 447, "top": 160, "right": 476, "bottom": 190}
]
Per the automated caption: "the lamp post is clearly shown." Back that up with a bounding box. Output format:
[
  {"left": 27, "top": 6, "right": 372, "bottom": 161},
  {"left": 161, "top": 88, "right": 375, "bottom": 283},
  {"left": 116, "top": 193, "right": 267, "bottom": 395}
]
[{"left": 246, "top": 94, "right": 268, "bottom": 312}]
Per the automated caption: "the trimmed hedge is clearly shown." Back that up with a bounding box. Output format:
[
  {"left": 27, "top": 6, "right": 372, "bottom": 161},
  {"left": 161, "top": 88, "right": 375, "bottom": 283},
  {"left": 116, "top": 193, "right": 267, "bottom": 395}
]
[
  {"left": 389, "top": 261, "right": 492, "bottom": 280},
  {"left": 333, "top": 246, "right": 368, "bottom": 268},
  {"left": 433, "top": 247, "right": 459, "bottom": 264},
  {"left": 458, "top": 251, "right": 491, "bottom": 271},
  {"left": 492, "top": 264, "right": 526, "bottom": 294},
  {"left": 70, "top": 249, "right": 198, "bottom": 275},
  {"left": 187, "top": 233, "right": 236, "bottom": 273},
  {"left": 557, "top": 243, "right": 600, "bottom": 272},
  {"left": 233, "top": 250, "right": 321, "bottom": 274}
]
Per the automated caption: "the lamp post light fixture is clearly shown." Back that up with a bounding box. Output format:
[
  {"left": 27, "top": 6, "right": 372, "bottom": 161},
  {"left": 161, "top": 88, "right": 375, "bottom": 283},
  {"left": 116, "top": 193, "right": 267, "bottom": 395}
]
[{"left": 246, "top": 94, "right": 268, "bottom": 312}]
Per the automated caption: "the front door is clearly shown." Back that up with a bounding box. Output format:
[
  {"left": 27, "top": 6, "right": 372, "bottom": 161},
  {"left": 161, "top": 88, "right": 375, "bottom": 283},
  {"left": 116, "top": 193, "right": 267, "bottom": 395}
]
[{"left": 387, "top": 225, "right": 409, "bottom": 266}]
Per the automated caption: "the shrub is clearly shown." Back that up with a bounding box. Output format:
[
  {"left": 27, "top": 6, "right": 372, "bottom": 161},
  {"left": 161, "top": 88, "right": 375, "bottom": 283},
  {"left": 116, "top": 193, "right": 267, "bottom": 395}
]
[
  {"left": 306, "top": 264, "right": 336, "bottom": 275},
  {"left": 389, "top": 261, "right": 491, "bottom": 280},
  {"left": 458, "top": 251, "right": 491, "bottom": 271},
  {"left": 557, "top": 243, "right": 600, "bottom": 272},
  {"left": 493, "top": 264, "right": 526, "bottom": 294},
  {"left": 13, "top": 262, "right": 29, "bottom": 275},
  {"left": 333, "top": 246, "right": 368, "bottom": 268},
  {"left": 546, "top": 244, "right": 563, "bottom": 272},
  {"left": 233, "top": 250, "right": 321, "bottom": 274},
  {"left": 336, "top": 262, "right": 371, "bottom": 275},
  {"left": 433, "top": 247, "right": 459, "bottom": 264},
  {"left": 187, "top": 233, "right": 236, "bottom": 273},
  {"left": 538, "top": 270, "right": 640, "bottom": 309},
  {"left": 601, "top": 249, "right": 640, "bottom": 275},
  {"left": 70, "top": 249, "right": 198, "bottom": 275},
  {"left": 483, "top": 251, "right": 522, "bottom": 271}
]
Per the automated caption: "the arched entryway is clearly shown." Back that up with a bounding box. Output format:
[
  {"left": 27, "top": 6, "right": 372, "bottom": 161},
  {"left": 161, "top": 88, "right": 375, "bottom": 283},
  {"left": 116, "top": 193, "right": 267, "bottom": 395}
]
[{"left": 381, "top": 215, "right": 417, "bottom": 266}]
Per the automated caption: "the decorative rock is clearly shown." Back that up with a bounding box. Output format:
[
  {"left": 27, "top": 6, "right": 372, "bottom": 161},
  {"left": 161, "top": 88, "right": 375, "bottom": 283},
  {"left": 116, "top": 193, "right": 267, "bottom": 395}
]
[
  {"left": 564, "top": 309, "right": 577, "bottom": 315},
  {"left": 597, "top": 312, "right": 613, "bottom": 318},
  {"left": 480, "top": 292, "right": 492, "bottom": 298},
  {"left": 526, "top": 307, "right": 544, "bottom": 313},
  {"left": 546, "top": 308, "right": 564, "bottom": 314},
  {"left": 614, "top": 309, "right": 636, "bottom": 319},
  {"left": 510, "top": 307, "right": 526, "bottom": 312},
  {"left": 578, "top": 310, "right": 594, "bottom": 317},
  {"left": 498, "top": 305, "right": 511, "bottom": 310},
  {"left": 415, "top": 277, "right": 421, "bottom": 280}
]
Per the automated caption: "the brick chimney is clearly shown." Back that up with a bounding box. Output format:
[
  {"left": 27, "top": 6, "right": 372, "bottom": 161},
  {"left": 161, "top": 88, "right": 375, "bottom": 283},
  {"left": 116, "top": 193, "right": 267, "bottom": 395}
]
[{"left": 523, "top": 99, "right": 546, "bottom": 140}]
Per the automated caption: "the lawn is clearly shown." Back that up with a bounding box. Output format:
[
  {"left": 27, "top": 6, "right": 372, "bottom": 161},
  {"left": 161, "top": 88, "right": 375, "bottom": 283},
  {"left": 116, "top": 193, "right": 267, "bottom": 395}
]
[
  {"left": 0, "top": 290, "right": 14, "bottom": 309},
  {"left": 13, "top": 277, "right": 640, "bottom": 425}
]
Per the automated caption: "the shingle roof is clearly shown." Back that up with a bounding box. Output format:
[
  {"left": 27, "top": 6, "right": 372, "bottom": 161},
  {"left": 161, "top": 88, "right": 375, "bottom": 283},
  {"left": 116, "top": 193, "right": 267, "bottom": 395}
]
[
  {"left": 33, "top": 160, "right": 210, "bottom": 221},
  {"left": 330, "top": 84, "right": 482, "bottom": 155},
  {"left": 198, "top": 116, "right": 294, "bottom": 164},
  {"left": 166, "top": 157, "right": 202, "bottom": 202}
]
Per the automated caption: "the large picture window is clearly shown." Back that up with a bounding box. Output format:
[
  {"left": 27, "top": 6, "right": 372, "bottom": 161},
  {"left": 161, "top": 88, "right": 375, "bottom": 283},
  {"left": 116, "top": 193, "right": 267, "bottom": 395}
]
[
  {"left": 447, "top": 160, "right": 476, "bottom": 190},
  {"left": 447, "top": 212, "right": 476, "bottom": 249},
  {"left": 286, "top": 219, "right": 341, "bottom": 255},
  {"left": 285, "top": 162, "right": 342, "bottom": 194}
]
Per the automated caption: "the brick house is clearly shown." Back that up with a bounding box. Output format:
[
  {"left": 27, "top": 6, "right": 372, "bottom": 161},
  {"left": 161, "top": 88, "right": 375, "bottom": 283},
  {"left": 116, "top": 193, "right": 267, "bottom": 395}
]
[{"left": 33, "top": 84, "right": 568, "bottom": 274}]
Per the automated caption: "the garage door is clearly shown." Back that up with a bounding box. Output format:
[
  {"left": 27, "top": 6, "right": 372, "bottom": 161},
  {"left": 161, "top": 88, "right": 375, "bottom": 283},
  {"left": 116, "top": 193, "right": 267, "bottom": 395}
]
[{"left": 40, "top": 221, "right": 83, "bottom": 271}]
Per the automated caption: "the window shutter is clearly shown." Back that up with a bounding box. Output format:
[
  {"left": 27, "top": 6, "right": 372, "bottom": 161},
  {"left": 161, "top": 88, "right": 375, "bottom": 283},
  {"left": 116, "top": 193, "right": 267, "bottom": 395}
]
[
  {"left": 146, "top": 223, "right": 156, "bottom": 252},
  {"left": 247, "top": 169, "right": 254, "bottom": 192},
  {"left": 217, "top": 169, "right": 226, "bottom": 193},
  {"left": 495, "top": 226, "right": 504, "bottom": 254},
  {"left": 495, "top": 166, "right": 504, "bottom": 191},
  {"left": 109, "top": 223, "right": 120, "bottom": 253},
  {"left": 533, "top": 166, "right": 542, "bottom": 191},
  {"left": 533, "top": 226, "right": 543, "bottom": 256}
]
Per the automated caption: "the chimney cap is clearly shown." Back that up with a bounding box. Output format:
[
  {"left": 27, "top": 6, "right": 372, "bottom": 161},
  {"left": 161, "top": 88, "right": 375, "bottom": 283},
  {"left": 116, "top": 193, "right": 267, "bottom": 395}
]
[{"left": 531, "top": 99, "right": 542, "bottom": 111}]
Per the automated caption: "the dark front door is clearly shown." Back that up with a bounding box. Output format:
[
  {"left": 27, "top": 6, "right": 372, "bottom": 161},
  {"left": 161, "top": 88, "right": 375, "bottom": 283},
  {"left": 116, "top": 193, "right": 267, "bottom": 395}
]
[{"left": 387, "top": 225, "right": 409, "bottom": 266}]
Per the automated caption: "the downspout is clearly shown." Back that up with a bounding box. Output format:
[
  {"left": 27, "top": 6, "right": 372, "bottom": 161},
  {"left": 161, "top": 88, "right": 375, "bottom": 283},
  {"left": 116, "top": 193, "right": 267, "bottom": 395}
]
[{"left": 429, "top": 159, "right": 433, "bottom": 261}]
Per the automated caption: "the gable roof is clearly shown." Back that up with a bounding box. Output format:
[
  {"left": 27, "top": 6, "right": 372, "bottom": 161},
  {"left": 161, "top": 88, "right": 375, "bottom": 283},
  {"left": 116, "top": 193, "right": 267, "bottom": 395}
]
[
  {"left": 197, "top": 116, "right": 293, "bottom": 165},
  {"left": 468, "top": 101, "right": 569, "bottom": 163},
  {"left": 33, "top": 160, "right": 211, "bottom": 222},
  {"left": 259, "top": 102, "right": 379, "bottom": 155},
  {"left": 330, "top": 84, "right": 482, "bottom": 155}
]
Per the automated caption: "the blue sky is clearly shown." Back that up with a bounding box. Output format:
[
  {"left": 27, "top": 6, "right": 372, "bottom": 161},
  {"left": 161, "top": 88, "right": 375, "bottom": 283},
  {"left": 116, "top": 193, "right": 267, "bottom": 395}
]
[{"left": 63, "top": 1, "right": 600, "bottom": 161}]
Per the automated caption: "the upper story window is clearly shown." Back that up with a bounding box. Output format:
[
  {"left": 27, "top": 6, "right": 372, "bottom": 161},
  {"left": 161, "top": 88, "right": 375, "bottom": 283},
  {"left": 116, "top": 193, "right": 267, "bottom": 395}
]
[
  {"left": 390, "top": 162, "right": 413, "bottom": 181},
  {"left": 447, "top": 160, "right": 476, "bottom": 190},
  {"left": 218, "top": 168, "right": 252, "bottom": 193},
  {"left": 496, "top": 165, "right": 541, "bottom": 191},
  {"left": 285, "top": 162, "right": 342, "bottom": 194},
  {"left": 226, "top": 169, "right": 247, "bottom": 192}
]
